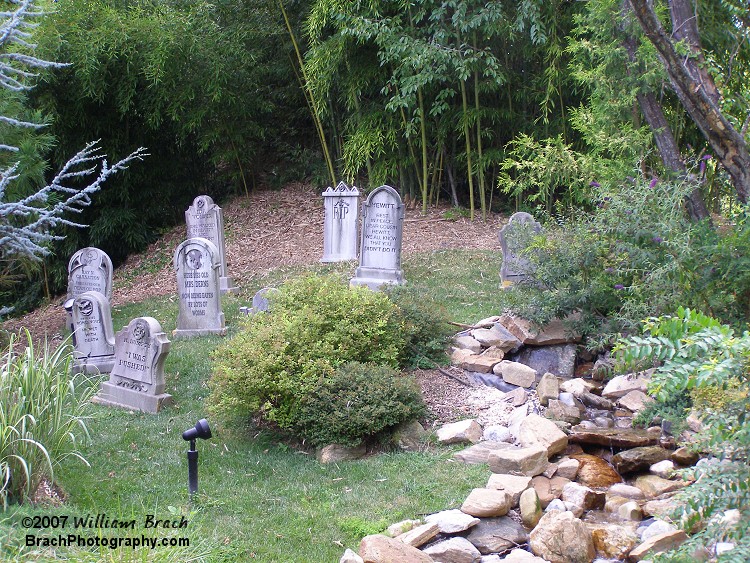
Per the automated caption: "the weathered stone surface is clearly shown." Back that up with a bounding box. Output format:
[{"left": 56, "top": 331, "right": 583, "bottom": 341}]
[
  {"left": 340, "top": 548, "right": 365, "bottom": 563},
  {"left": 437, "top": 419, "right": 483, "bottom": 445},
  {"left": 608, "top": 483, "right": 645, "bottom": 500},
  {"left": 671, "top": 447, "right": 699, "bottom": 466},
  {"left": 641, "top": 519, "right": 678, "bottom": 541},
  {"left": 642, "top": 497, "right": 681, "bottom": 519},
  {"left": 589, "top": 524, "right": 639, "bottom": 560},
  {"left": 422, "top": 537, "right": 482, "bottom": 563},
  {"left": 617, "top": 390, "right": 653, "bottom": 413},
  {"left": 493, "top": 360, "right": 537, "bottom": 388},
  {"left": 569, "top": 454, "right": 623, "bottom": 488},
  {"left": 577, "top": 392, "right": 614, "bottom": 411},
  {"left": 519, "top": 487, "right": 543, "bottom": 528},
  {"left": 568, "top": 427, "right": 659, "bottom": 449},
  {"left": 650, "top": 459, "right": 676, "bottom": 479},
  {"left": 601, "top": 373, "right": 650, "bottom": 399},
  {"left": 462, "top": 349, "right": 505, "bottom": 373},
  {"left": 453, "top": 441, "right": 514, "bottom": 464},
  {"left": 483, "top": 425, "right": 512, "bottom": 443},
  {"left": 424, "top": 509, "right": 480, "bottom": 534},
  {"left": 470, "top": 324, "right": 522, "bottom": 352},
  {"left": 511, "top": 344, "right": 577, "bottom": 378},
  {"left": 452, "top": 348, "right": 476, "bottom": 366},
  {"left": 555, "top": 457, "right": 580, "bottom": 480},
  {"left": 604, "top": 495, "right": 631, "bottom": 514},
  {"left": 559, "top": 378, "right": 596, "bottom": 396},
  {"left": 546, "top": 399, "right": 582, "bottom": 424},
  {"left": 386, "top": 520, "right": 421, "bottom": 537},
  {"left": 461, "top": 488, "right": 512, "bottom": 518},
  {"left": 466, "top": 516, "right": 529, "bottom": 555},
  {"left": 321, "top": 182, "right": 359, "bottom": 263},
  {"left": 503, "top": 386, "right": 529, "bottom": 407},
  {"left": 396, "top": 522, "right": 439, "bottom": 548},
  {"left": 392, "top": 420, "right": 428, "bottom": 452},
  {"left": 627, "top": 530, "right": 688, "bottom": 561},
  {"left": 518, "top": 413, "right": 569, "bottom": 456},
  {"left": 488, "top": 445, "right": 549, "bottom": 476},
  {"left": 529, "top": 510, "right": 595, "bottom": 563},
  {"left": 317, "top": 444, "right": 367, "bottom": 463},
  {"left": 612, "top": 446, "right": 672, "bottom": 474},
  {"left": 536, "top": 373, "right": 560, "bottom": 406},
  {"left": 634, "top": 475, "right": 686, "bottom": 498},
  {"left": 531, "top": 475, "right": 571, "bottom": 508},
  {"left": 359, "top": 534, "right": 433, "bottom": 563},
  {"left": 486, "top": 474, "right": 532, "bottom": 505},
  {"left": 562, "top": 482, "right": 605, "bottom": 511},
  {"left": 618, "top": 500, "right": 643, "bottom": 521},
  {"left": 454, "top": 334, "right": 483, "bottom": 353},
  {"left": 502, "top": 550, "right": 548, "bottom": 562}
]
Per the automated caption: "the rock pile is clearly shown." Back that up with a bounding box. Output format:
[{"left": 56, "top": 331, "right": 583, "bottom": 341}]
[{"left": 337, "top": 315, "right": 734, "bottom": 562}]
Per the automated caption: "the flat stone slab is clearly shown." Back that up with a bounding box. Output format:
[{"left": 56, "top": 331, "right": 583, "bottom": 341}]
[
  {"left": 424, "top": 509, "right": 480, "bottom": 534},
  {"left": 453, "top": 441, "right": 514, "bottom": 464},
  {"left": 466, "top": 516, "right": 529, "bottom": 555},
  {"left": 568, "top": 426, "right": 659, "bottom": 448}
]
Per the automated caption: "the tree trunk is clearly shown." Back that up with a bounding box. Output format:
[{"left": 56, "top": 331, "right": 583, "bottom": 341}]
[{"left": 628, "top": 0, "right": 750, "bottom": 203}]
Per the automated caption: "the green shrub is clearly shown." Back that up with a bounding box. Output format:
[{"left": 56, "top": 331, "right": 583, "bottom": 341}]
[
  {"left": 1, "top": 331, "right": 96, "bottom": 507},
  {"left": 207, "top": 275, "right": 407, "bottom": 433},
  {"left": 293, "top": 362, "right": 425, "bottom": 447}
]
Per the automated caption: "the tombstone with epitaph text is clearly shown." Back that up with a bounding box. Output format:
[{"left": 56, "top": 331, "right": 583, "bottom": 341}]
[
  {"left": 71, "top": 291, "right": 116, "bottom": 374},
  {"left": 350, "top": 185, "right": 405, "bottom": 290},
  {"left": 65, "top": 247, "right": 114, "bottom": 336},
  {"left": 93, "top": 317, "right": 172, "bottom": 413},
  {"left": 498, "top": 212, "right": 542, "bottom": 287},
  {"left": 185, "top": 195, "right": 238, "bottom": 293},
  {"left": 322, "top": 181, "right": 360, "bottom": 262},
  {"left": 173, "top": 237, "right": 227, "bottom": 338}
]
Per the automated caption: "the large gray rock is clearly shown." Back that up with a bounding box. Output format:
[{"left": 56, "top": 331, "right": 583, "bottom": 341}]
[
  {"left": 488, "top": 445, "right": 549, "bottom": 476},
  {"left": 466, "top": 516, "right": 529, "bottom": 555},
  {"left": 461, "top": 488, "right": 512, "bottom": 518},
  {"left": 529, "top": 510, "right": 595, "bottom": 563},
  {"left": 518, "top": 413, "right": 569, "bottom": 456},
  {"left": 423, "top": 537, "right": 482, "bottom": 563},
  {"left": 359, "top": 534, "right": 433, "bottom": 563},
  {"left": 601, "top": 373, "right": 650, "bottom": 399},
  {"left": 393, "top": 420, "right": 429, "bottom": 451},
  {"left": 453, "top": 441, "right": 514, "bottom": 465},
  {"left": 437, "top": 419, "right": 483, "bottom": 445},
  {"left": 568, "top": 427, "right": 659, "bottom": 449},
  {"left": 317, "top": 444, "right": 367, "bottom": 463},
  {"left": 424, "top": 509, "right": 480, "bottom": 534},
  {"left": 470, "top": 324, "right": 522, "bottom": 352},
  {"left": 511, "top": 344, "right": 577, "bottom": 378},
  {"left": 454, "top": 334, "right": 483, "bottom": 353},
  {"left": 493, "top": 360, "right": 537, "bottom": 388},
  {"left": 545, "top": 399, "right": 582, "bottom": 424},
  {"left": 611, "top": 446, "right": 671, "bottom": 474}
]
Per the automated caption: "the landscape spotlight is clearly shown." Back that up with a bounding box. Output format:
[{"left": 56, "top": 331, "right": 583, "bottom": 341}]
[{"left": 182, "top": 419, "right": 212, "bottom": 499}]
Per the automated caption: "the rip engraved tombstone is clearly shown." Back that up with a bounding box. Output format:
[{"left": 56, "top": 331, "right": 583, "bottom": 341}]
[
  {"left": 349, "top": 185, "right": 405, "bottom": 290},
  {"left": 321, "top": 181, "right": 360, "bottom": 262},
  {"left": 498, "top": 212, "right": 542, "bottom": 287},
  {"left": 65, "top": 247, "right": 113, "bottom": 335},
  {"left": 173, "top": 237, "right": 227, "bottom": 338},
  {"left": 185, "top": 195, "right": 238, "bottom": 294},
  {"left": 93, "top": 317, "right": 172, "bottom": 413},
  {"left": 71, "top": 291, "right": 116, "bottom": 374}
]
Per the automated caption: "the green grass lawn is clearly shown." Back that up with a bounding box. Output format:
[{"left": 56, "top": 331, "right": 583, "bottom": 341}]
[{"left": 1, "top": 250, "right": 506, "bottom": 562}]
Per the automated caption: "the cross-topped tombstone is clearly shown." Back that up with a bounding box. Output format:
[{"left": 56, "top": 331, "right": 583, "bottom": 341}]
[
  {"left": 173, "top": 237, "right": 227, "bottom": 338},
  {"left": 350, "top": 185, "right": 405, "bottom": 290},
  {"left": 322, "top": 181, "right": 360, "bottom": 262},
  {"left": 185, "top": 195, "right": 238, "bottom": 293},
  {"left": 71, "top": 291, "right": 116, "bottom": 374},
  {"left": 93, "top": 317, "right": 172, "bottom": 413},
  {"left": 498, "top": 212, "right": 542, "bottom": 287},
  {"left": 65, "top": 247, "right": 114, "bottom": 336}
]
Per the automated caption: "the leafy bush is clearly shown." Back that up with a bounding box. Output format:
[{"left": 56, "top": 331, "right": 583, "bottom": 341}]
[
  {"left": 615, "top": 309, "right": 750, "bottom": 560},
  {"left": 207, "top": 275, "right": 407, "bottom": 434},
  {"left": 294, "top": 362, "right": 425, "bottom": 447},
  {"left": 1, "top": 331, "right": 96, "bottom": 507}
]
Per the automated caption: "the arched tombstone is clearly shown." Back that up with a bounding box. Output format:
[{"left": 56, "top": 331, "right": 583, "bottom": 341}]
[
  {"left": 350, "top": 185, "right": 405, "bottom": 290},
  {"left": 185, "top": 195, "right": 238, "bottom": 294},
  {"left": 71, "top": 291, "right": 116, "bottom": 374},
  {"left": 173, "top": 237, "right": 227, "bottom": 338},
  {"left": 240, "top": 287, "right": 281, "bottom": 316},
  {"left": 321, "top": 181, "right": 360, "bottom": 262},
  {"left": 498, "top": 212, "right": 542, "bottom": 287},
  {"left": 65, "top": 247, "right": 113, "bottom": 335},
  {"left": 93, "top": 316, "right": 172, "bottom": 413}
]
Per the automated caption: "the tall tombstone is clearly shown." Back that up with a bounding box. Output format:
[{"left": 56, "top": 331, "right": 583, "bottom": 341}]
[
  {"left": 173, "top": 237, "right": 227, "bottom": 338},
  {"left": 498, "top": 212, "right": 542, "bottom": 287},
  {"left": 65, "top": 247, "right": 114, "bottom": 336},
  {"left": 321, "top": 181, "right": 360, "bottom": 262},
  {"left": 93, "top": 317, "right": 172, "bottom": 413},
  {"left": 350, "top": 185, "right": 405, "bottom": 290},
  {"left": 185, "top": 195, "right": 238, "bottom": 293},
  {"left": 71, "top": 291, "right": 116, "bottom": 374}
]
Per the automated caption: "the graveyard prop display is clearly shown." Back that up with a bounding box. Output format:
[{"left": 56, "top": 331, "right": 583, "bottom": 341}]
[
  {"left": 185, "top": 195, "right": 238, "bottom": 294},
  {"left": 498, "top": 212, "right": 542, "bottom": 287},
  {"left": 93, "top": 317, "right": 172, "bottom": 413},
  {"left": 321, "top": 181, "right": 360, "bottom": 262},
  {"left": 240, "top": 287, "right": 280, "bottom": 316},
  {"left": 173, "top": 237, "right": 227, "bottom": 338},
  {"left": 65, "top": 247, "right": 113, "bottom": 335},
  {"left": 350, "top": 185, "right": 406, "bottom": 290},
  {"left": 182, "top": 419, "right": 212, "bottom": 500},
  {"left": 71, "top": 291, "right": 116, "bottom": 374}
]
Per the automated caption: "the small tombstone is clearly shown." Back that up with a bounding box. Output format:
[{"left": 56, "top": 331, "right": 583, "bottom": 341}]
[
  {"left": 93, "top": 317, "right": 172, "bottom": 413},
  {"left": 185, "top": 195, "right": 238, "bottom": 294},
  {"left": 321, "top": 181, "right": 360, "bottom": 262},
  {"left": 71, "top": 291, "right": 116, "bottom": 374},
  {"left": 240, "top": 287, "right": 281, "bottom": 316},
  {"left": 498, "top": 212, "right": 542, "bottom": 287},
  {"left": 65, "top": 247, "right": 113, "bottom": 334},
  {"left": 350, "top": 185, "right": 405, "bottom": 290},
  {"left": 173, "top": 237, "right": 227, "bottom": 338}
]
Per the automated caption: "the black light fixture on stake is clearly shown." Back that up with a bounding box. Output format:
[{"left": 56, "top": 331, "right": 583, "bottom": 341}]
[{"left": 182, "top": 418, "right": 212, "bottom": 500}]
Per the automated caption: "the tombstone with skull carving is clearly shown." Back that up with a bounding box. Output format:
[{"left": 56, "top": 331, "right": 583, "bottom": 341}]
[{"left": 71, "top": 291, "right": 116, "bottom": 374}]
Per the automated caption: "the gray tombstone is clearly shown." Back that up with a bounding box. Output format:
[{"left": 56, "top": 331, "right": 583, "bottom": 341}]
[
  {"left": 185, "top": 195, "right": 238, "bottom": 294},
  {"left": 65, "top": 247, "right": 113, "bottom": 334},
  {"left": 93, "top": 317, "right": 172, "bottom": 413},
  {"left": 498, "top": 212, "right": 542, "bottom": 287},
  {"left": 321, "top": 181, "right": 360, "bottom": 262},
  {"left": 350, "top": 185, "right": 405, "bottom": 290},
  {"left": 71, "top": 291, "right": 116, "bottom": 374},
  {"left": 173, "top": 237, "right": 227, "bottom": 338}
]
